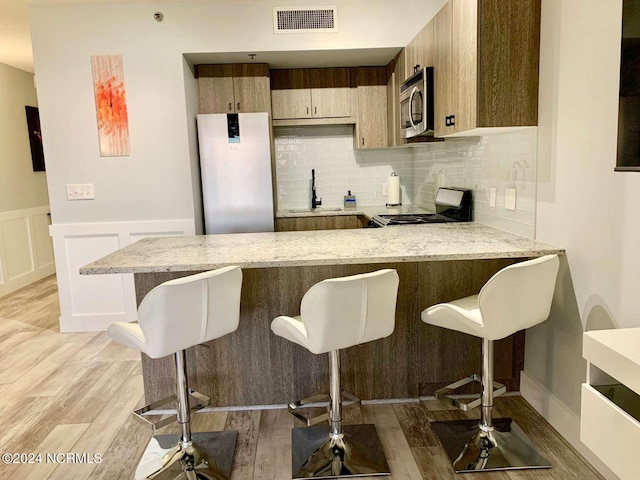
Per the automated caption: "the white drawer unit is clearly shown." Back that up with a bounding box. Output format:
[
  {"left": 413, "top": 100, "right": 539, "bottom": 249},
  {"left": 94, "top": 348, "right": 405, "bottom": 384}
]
[{"left": 582, "top": 328, "right": 640, "bottom": 480}]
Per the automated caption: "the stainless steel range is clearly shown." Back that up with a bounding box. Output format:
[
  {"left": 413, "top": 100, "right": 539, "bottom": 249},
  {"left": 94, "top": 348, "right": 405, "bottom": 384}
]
[{"left": 372, "top": 187, "right": 472, "bottom": 227}]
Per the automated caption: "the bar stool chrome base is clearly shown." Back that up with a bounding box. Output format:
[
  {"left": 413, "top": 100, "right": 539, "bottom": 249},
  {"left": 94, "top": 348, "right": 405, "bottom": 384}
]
[
  {"left": 430, "top": 418, "right": 552, "bottom": 473},
  {"left": 135, "top": 430, "right": 238, "bottom": 480},
  {"left": 291, "top": 424, "right": 389, "bottom": 479}
]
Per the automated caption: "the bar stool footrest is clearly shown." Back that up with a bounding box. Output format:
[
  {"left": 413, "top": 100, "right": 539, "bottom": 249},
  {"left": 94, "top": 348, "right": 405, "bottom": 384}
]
[
  {"left": 133, "top": 389, "right": 210, "bottom": 431},
  {"left": 434, "top": 374, "right": 506, "bottom": 411},
  {"left": 288, "top": 391, "right": 360, "bottom": 426}
]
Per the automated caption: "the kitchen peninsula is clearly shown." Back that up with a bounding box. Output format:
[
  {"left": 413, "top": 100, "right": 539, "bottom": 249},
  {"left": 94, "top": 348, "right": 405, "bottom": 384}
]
[{"left": 81, "top": 224, "right": 563, "bottom": 407}]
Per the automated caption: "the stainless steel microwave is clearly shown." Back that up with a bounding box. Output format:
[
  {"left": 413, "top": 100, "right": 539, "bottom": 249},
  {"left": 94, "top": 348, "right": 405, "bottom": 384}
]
[{"left": 399, "top": 66, "right": 434, "bottom": 138}]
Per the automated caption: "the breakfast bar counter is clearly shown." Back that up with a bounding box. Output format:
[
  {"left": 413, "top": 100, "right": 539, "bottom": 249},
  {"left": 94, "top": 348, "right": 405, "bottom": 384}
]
[
  {"left": 81, "top": 223, "right": 560, "bottom": 274},
  {"left": 82, "top": 224, "right": 563, "bottom": 407}
]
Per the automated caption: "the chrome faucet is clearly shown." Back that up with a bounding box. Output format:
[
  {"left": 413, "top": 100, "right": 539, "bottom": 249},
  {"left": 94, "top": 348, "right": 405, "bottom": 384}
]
[{"left": 311, "top": 169, "right": 322, "bottom": 209}]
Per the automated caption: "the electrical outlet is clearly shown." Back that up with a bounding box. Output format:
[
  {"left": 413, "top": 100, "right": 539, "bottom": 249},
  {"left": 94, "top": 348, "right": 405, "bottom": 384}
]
[
  {"left": 66, "top": 183, "right": 95, "bottom": 200},
  {"left": 382, "top": 183, "right": 388, "bottom": 196},
  {"left": 489, "top": 188, "right": 497, "bottom": 208},
  {"left": 505, "top": 188, "right": 516, "bottom": 211}
]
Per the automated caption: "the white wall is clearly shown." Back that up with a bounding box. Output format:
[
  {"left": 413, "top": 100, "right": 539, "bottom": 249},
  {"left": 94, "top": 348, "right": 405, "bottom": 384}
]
[
  {"left": 0, "top": 62, "right": 54, "bottom": 297},
  {"left": 29, "top": 0, "right": 441, "bottom": 329},
  {"left": 29, "top": 0, "right": 438, "bottom": 225},
  {"left": 524, "top": 0, "right": 636, "bottom": 476},
  {"left": 0, "top": 63, "right": 49, "bottom": 212}
]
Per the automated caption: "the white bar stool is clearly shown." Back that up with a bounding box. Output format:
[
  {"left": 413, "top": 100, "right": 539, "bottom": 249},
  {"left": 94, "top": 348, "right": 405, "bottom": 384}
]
[
  {"left": 108, "top": 266, "right": 242, "bottom": 480},
  {"left": 421, "top": 254, "right": 560, "bottom": 473},
  {"left": 271, "top": 269, "right": 400, "bottom": 479}
]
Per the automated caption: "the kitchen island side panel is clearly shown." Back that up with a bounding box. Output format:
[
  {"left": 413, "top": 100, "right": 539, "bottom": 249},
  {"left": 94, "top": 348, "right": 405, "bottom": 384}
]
[{"left": 136, "top": 259, "right": 526, "bottom": 406}]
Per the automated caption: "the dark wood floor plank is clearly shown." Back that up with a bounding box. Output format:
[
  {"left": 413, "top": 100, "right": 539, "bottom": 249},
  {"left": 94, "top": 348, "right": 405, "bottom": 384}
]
[
  {"left": 253, "top": 409, "right": 293, "bottom": 480},
  {"left": 494, "top": 397, "right": 602, "bottom": 480},
  {"left": 225, "top": 410, "right": 261, "bottom": 477},
  {"left": 393, "top": 402, "right": 440, "bottom": 447}
]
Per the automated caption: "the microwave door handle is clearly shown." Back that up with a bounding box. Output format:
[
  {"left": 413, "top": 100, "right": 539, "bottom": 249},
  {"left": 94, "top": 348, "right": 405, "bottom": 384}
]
[{"left": 408, "top": 86, "right": 418, "bottom": 129}]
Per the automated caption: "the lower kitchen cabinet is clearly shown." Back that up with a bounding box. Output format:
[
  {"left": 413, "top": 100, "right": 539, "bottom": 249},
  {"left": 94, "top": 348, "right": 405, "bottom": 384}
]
[{"left": 275, "top": 215, "right": 367, "bottom": 232}]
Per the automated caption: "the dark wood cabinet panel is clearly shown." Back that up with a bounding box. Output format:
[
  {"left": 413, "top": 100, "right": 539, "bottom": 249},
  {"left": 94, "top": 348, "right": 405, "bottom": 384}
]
[
  {"left": 275, "top": 215, "right": 366, "bottom": 232},
  {"left": 270, "top": 69, "right": 310, "bottom": 90},
  {"left": 308, "top": 67, "right": 351, "bottom": 89},
  {"left": 137, "top": 257, "right": 528, "bottom": 406},
  {"left": 433, "top": 0, "right": 540, "bottom": 135},
  {"left": 477, "top": 0, "right": 541, "bottom": 128}
]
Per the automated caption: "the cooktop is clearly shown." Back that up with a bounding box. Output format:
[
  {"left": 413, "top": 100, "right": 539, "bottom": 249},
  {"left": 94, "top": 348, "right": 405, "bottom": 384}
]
[
  {"left": 372, "top": 213, "right": 453, "bottom": 226},
  {"left": 371, "top": 187, "right": 472, "bottom": 227}
]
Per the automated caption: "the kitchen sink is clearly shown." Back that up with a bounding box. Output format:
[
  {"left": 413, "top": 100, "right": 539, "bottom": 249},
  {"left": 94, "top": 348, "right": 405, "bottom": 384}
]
[{"left": 288, "top": 208, "right": 342, "bottom": 213}]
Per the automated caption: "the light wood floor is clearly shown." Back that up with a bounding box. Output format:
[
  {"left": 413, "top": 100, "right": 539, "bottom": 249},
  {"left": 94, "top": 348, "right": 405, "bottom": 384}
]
[{"left": 0, "top": 275, "right": 604, "bottom": 480}]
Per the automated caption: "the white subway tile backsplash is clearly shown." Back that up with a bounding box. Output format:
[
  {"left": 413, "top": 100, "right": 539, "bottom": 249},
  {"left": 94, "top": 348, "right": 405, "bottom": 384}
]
[{"left": 274, "top": 126, "right": 537, "bottom": 238}]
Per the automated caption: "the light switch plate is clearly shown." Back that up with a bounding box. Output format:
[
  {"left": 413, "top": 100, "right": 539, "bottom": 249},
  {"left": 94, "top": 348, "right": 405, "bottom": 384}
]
[
  {"left": 489, "top": 188, "right": 497, "bottom": 208},
  {"left": 382, "top": 183, "right": 388, "bottom": 196},
  {"left": 66, "top": 183, "right": 95, "bottom": 200},
  {"left": 505, "top": 188, "right": 516, "bottom": 211}
]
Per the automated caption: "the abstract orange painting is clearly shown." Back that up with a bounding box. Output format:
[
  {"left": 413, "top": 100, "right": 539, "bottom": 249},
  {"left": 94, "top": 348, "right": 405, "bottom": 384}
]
[{"left": 91, "top": 55, "right": 130, "bottom": 156}]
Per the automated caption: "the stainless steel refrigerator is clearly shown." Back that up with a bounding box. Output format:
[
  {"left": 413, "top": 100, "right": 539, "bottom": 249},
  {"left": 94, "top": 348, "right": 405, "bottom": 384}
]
[{"left": 197, "top": 112, "right": 274, "bottom": 234}]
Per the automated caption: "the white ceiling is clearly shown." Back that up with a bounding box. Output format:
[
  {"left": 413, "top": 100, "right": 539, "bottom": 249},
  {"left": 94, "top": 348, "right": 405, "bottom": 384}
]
[
  {"left": 1, "top": 0, "right": 415, "bottom": 74},
  {"left": 2, "top": 0, "right": 161, "bottom": 73}
]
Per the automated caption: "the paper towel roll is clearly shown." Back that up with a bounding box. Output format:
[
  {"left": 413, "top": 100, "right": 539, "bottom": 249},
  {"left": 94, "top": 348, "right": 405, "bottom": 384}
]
[{"left": 387, "top": 173, "right": 401, "bottom": 206}]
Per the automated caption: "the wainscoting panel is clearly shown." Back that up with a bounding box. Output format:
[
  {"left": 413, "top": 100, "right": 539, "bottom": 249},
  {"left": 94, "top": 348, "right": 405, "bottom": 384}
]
[
  {"left": 65, "top": 234, "right": 126, "bottom": 316},
  {"left": 50, "top": 219, "right": 195, "bottom": 332},
  {"left": 2, "top": 217, "right": 33, "bottom": 279},
  {"left": 0, "top": 206, "right": 55, "bottom": 298},
  {"left": 31, "top": 212, "right": 55, "bottom": 269}
]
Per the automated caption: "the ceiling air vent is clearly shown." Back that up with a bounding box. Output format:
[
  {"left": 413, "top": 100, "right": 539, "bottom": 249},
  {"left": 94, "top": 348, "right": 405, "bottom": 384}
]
[{"left": 273, "top": 6, "right": 338, "bottom": 34}]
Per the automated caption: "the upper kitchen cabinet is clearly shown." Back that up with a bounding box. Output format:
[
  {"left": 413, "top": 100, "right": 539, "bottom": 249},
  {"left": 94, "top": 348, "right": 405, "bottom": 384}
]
[
  {"left": 433, "top": 0, "right": 541, "bottom": 137},
  {"left": 405, "top": 20, "right": 434, "bottom": 82},
  {"left": 354, "top": 67, "right": 388, "bottom": 150},
  {"left": 386, "top": 52, "right": 406, "bottom": 148},
  {"left": 270, "top": 68, "right": 355, "bottom": 123},
  {"left": 196, "top": 64, "right": 271, "bottom": 114}
]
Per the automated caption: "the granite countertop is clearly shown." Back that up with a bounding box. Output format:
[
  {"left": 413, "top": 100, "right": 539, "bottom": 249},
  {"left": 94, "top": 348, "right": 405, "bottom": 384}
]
[
  {"left": 81, "top": 223, "right": 563, "bottom": 274},
  {"left": 275, "top": 204, "right": 433, "bottom": 219}
]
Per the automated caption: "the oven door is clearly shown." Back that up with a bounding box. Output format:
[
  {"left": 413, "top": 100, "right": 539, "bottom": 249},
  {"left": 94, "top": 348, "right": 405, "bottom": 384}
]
[{"left": 400, "top": 74, "right": 426, "bottom": 139}]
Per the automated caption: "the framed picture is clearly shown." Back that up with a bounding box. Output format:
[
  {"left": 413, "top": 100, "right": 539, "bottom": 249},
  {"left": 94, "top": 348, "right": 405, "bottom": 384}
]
[
  {"left": 25, "top": 106, "right": 45, "bottom": 172},
  {"left": 91, "top": 54, "right": 130, "bottom": 156}
]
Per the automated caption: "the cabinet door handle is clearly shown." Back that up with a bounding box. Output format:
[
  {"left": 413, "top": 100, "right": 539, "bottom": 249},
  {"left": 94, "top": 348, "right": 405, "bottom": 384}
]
[
  {"left": 362, "top": 137, "right": 365, "bottom": 147},
  {"left": 450, "top": 115, "right": 455, "bottom": 126},
  {"left": 307, "top": 107, "right": 310, "bottom": 115},
  {"left": 314, "top": 106, "right": 317, "bottom": 115},
  {"left": 237, "top": 102, "right": 240, "bottom": 111},
  {"left": 228, "top": 102, "right": 232, "bottom": 111}
]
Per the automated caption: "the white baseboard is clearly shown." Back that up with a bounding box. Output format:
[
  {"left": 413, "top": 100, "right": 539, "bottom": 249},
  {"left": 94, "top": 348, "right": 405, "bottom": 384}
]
[
  {"left": 520, "top": 371, "right": 620, "bottom": 480},
  {"left": 50, "top": 219, "right": 195, "bottom": 333}
]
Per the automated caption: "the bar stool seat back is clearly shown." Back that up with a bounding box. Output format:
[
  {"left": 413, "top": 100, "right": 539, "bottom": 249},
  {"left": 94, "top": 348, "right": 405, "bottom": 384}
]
[
  {"left": 421, "top": 254, "right": 560, "bottom": 473},
  {"left": 272, "top": 269, "right": 398, "bottom": 355},
  {"left": 108, "top": 265, "right": 243, "bottom": 480}
]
